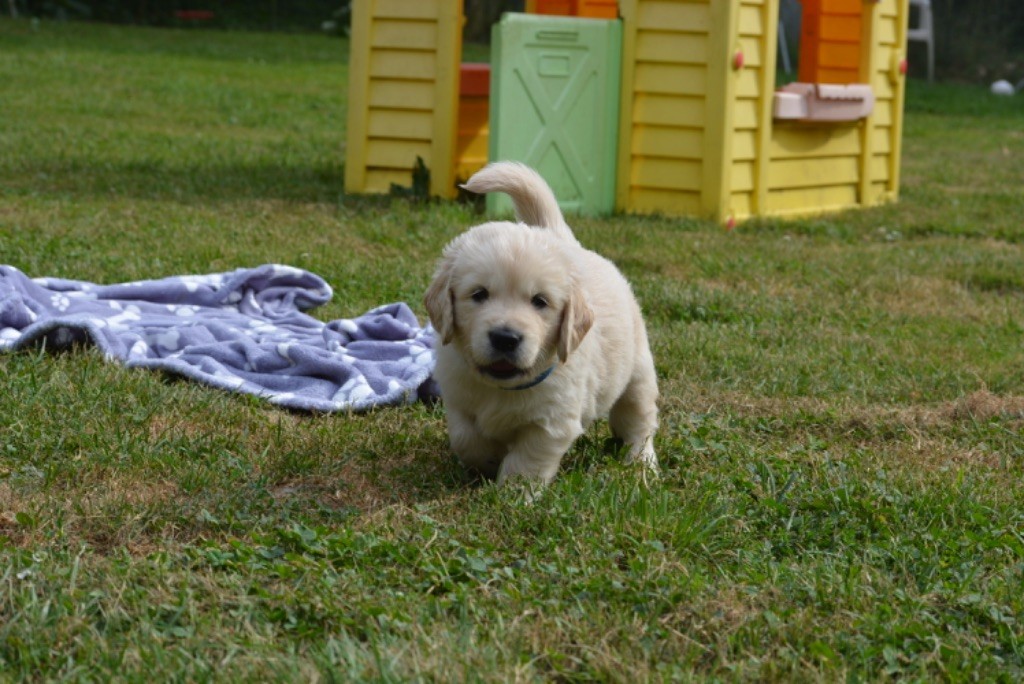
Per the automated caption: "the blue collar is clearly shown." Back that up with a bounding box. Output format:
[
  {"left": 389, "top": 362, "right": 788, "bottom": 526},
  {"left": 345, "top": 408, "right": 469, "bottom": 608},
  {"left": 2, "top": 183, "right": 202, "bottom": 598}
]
[{"left": 504, "top": 365, "right": 556, "bottom": 391}]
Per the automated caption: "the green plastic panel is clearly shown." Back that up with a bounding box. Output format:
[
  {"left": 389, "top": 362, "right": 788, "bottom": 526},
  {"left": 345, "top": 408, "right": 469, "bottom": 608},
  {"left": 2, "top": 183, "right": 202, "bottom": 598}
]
[{"left": 488, "top": 13, "right": 622, "bottom": 217}]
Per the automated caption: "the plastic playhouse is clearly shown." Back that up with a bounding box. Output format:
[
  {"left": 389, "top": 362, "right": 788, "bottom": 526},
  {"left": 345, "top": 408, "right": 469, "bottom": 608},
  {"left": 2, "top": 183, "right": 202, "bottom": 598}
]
[{"left": 344, "top": 0, "right": 911, "bottom": 223}]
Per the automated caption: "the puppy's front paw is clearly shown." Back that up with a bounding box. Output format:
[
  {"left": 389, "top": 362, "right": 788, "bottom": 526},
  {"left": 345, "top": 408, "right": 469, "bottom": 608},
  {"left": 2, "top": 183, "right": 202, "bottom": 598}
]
[
  {"left": 495, "top": 429, "right": 572, "bottom": 487},
  {"left": 637, "top": 460, "right": 660, "bottom": 488},
  {"left": 626, "top": 437, "right": 658, "bottom": 470},
  {"left": 496, "top": 456, "right": 558, "bottom": 488},
  {"left": 497, "top": 477, "right": 546, "bottom": 505}
]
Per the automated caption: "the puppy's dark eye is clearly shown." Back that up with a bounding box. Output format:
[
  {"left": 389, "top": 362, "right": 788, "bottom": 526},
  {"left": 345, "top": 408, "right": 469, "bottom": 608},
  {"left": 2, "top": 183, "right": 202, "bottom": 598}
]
[
  {"left": 531, "top": 294, "right": 549, "bottom": 310},
  {"left": 471, "top": 288, "right": 489, "bottom": 303}
]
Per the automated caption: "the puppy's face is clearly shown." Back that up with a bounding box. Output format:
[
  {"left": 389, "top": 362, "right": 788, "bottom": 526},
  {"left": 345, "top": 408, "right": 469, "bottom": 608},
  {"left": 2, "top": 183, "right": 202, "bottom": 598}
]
[{"left": 425, "top": 223, "right": 592, "bottom": 387}]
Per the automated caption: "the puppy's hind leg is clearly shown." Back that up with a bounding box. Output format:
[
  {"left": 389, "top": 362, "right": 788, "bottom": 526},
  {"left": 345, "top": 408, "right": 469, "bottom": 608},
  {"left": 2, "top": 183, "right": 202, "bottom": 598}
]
[{"left": 609, "top": 364, "right": 659, "bottom": 471}]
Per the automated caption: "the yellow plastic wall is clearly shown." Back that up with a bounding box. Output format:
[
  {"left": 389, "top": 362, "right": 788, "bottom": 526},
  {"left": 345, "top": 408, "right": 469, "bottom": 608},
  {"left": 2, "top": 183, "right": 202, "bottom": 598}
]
[
  {"left": 864, "top": 0, "right": 908, "bottom": 207},
  {"left": 617, "top": 0, "right": 908, "bottom": 223},
  {"left": 729, "top": 0, "right": 781, "bottom": 221},
  {"left": 616, "top": 0, "right": 727, "bottom": 217},
  {"left": 344, "top": 0, "right": 462, "bottom": 198}
]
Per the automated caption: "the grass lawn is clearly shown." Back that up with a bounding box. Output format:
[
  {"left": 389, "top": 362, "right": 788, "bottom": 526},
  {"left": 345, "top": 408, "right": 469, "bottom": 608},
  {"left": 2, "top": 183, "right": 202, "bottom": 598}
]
[{"left": 2, "top": 17, "right": 1023, "bottom": 681}]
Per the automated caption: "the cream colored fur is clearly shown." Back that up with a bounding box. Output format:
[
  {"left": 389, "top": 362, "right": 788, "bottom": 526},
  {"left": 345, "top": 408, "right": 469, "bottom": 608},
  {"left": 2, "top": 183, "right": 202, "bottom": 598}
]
[{"left": 424, "top": 162, "right": 658, "bottom": 485}]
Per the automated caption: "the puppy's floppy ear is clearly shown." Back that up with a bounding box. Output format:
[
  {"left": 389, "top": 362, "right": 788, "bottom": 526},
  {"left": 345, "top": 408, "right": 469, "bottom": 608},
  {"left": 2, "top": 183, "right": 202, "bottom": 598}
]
[
  {"left": 424, "top": 252, "right": 457, "bottom": 344},
  {"left": 557, "top": 279, "right": 594, "bottom": 362}
]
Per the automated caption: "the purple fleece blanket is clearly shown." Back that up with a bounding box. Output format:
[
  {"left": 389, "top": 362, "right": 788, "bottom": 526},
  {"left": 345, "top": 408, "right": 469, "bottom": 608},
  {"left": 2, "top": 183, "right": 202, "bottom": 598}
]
[{"left": 0, "top": 264, "right": 436, "bottom": 411}]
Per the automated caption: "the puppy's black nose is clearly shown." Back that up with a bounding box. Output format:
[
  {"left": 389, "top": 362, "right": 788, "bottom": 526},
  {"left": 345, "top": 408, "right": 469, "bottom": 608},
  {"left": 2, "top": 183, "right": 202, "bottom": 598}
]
[{"left": 489, "top": 327, "right": 522, "bottom": 353}]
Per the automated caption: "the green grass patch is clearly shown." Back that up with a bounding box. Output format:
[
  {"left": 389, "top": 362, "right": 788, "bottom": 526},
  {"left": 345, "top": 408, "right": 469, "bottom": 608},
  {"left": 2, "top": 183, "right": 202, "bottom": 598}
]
[{"left": 1, "top": 17, "right": 1023, "bottom": 681}]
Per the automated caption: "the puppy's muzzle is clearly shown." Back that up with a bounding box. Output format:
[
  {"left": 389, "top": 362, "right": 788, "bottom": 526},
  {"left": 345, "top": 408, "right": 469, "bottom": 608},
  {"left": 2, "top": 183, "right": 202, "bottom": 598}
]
[
  {"left": 481, "top": 327, "right": 526, "bottom": 381},
  {"left": 488, "top": 327, "right": 522, "bottom": 354}
]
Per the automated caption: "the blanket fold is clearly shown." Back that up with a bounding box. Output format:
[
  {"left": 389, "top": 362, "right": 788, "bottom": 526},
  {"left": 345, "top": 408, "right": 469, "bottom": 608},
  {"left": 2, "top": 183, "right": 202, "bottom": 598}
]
[{"left": 0, "top": 264, "right": 437, "bottom": 412}]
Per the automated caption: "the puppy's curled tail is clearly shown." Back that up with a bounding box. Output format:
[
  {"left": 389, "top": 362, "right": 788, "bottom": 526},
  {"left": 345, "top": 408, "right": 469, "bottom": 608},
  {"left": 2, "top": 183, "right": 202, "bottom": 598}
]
[{"left": 462, "top": 162, "right": 577, "bottom": 243}]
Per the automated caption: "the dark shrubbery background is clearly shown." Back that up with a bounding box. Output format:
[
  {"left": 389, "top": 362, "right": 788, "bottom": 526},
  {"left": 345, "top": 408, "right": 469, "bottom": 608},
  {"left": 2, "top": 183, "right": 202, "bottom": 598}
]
[
  {"left": 16, "top": 0, "right": 343, "bottom": 31},
  {"left": 11, "top": 0, "right": 1024, "bottom": 83},
  {"left": 930, "top": 0, "right": 1024, "bottom": 81}
]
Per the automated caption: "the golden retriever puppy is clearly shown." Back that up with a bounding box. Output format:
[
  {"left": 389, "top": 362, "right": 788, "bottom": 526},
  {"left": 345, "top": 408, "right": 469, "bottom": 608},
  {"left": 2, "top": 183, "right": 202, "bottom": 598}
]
[{"left": 424, "top": 162, "right": 658, "bottom": 485}]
